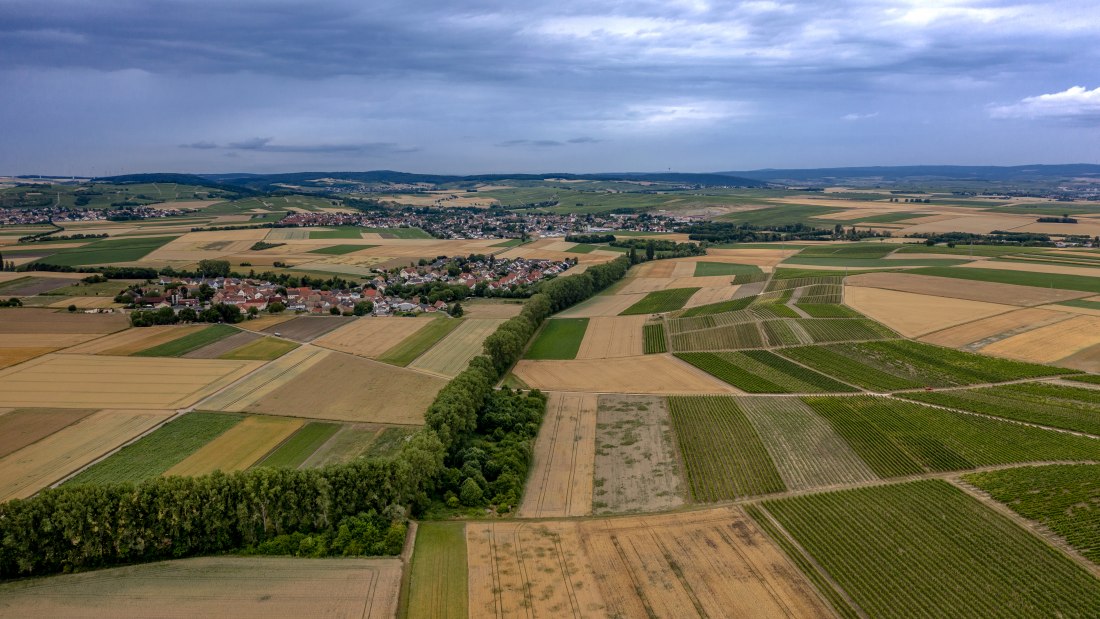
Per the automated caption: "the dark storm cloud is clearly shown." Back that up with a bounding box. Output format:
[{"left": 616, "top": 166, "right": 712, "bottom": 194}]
[{"left": 2, "top": 1, "right": 1099, "bottom": 173}]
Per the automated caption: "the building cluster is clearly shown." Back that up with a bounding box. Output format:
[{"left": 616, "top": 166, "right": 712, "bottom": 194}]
[{"left": 0, "top": 205, "right": 191, "bottom": 226}]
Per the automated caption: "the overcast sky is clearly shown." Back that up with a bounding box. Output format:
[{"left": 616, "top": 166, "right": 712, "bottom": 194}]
[{"left": 2, "top": 0, "right": 1099, "bottom": 175}]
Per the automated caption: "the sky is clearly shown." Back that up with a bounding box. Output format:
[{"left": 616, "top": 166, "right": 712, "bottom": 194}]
[{"left": 1, "top": 0, "right": 1099, "bottom": 175}]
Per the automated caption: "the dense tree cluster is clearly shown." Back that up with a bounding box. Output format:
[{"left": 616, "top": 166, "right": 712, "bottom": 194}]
[
  {"left": 564, "top": 233, "right": 615, "bottom": 243},
  {"left": 910, "top": 231, "right": 1056, "bottom": 247},
  {"left": 130, "top": 303, "right": 243, "bottom": 327}
]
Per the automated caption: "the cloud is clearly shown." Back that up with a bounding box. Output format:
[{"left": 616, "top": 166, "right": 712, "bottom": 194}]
[
  {"left": 496, "top": 139, "right": 563, "bottom": 148},
  {"left": 567, "top": 136, "right": 601, "bottom": 144},
  {"left": 989, "top": 86, "right": 1100, "bottom": 122},
  {"left": 179, "top": 140, "right": 217, "bottom": 149},
  {"left": 841, "top": 112, "right": 878, "bottom": 121},
  {"left": 181, "top": 137, "right": 418, "bottom": 155},
  {"left": 227, "top": 137, "right": 273, "bottom": 150}
]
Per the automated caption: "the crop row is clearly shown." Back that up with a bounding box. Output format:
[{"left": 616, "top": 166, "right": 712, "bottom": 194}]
[
  {"left": 762, "top": 480, "right": 1100, "bottom": 618},
  {"left": 674, "top": 296, "right": 754, "bottom": 318},
  {"left": 672, "top": 323, "right": 765, "bottom": 351},
  {"left": 676, "top": 351, "right": 856, "bottom": 393},
  {"left": 765, "top": 276, "right": 844, "bottom": 292},
  {"left": 796, "top": 283, "right": 844, "bottom": 303},
  {"left": 802, "top": 396, "right": 1100, "bottom": 477},
  {"left": 779, "top": 345, "right": 922, "bottom": 391},
  {"left": 642, "top": 323, "right": 667, "bottom": 354},
  {"left": 667, "top": 396, "right": 786, "bottom": 500},
  {"left": 619, "top": 287, "right": 700, "bottom": 315},
  {"left": 901, "top": 382, "right": 1100, "bottom": 435},
  {"left": 964, "top": 464, "right": 1100, "bottom": 565},
  {"left": 797, "top": 319, "right": 896, "bottom": 344},
  {"left": 796, "top": 304, "right": 861, "bottom": 318},
  {"left": 761, "top": 319, "right": 806, "bottom": 346}
]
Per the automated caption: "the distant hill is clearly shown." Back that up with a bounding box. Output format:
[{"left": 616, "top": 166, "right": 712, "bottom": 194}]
[
  {"left": 719, "top": 164, "right": 1100, "bottom": 184},
  {"left": 93, "top": 173, "right": 259, "bottom": 195}
]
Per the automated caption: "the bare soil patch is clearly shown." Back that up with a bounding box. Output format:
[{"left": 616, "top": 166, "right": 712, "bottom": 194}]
[
  {"left": 684, "top": 285, "right": 741, "bottom": 308},
  {"left": 844, "top": 286, "right": 1015, "bottom": 337},
  {"left": 846, "top": 272, "right": 1088, "bottom": 306},
  {"left": 261, "top": 316, "right": 354, "bottom": 342},
  {"left": 593, "top": 395, "right": 684, "bottom": 514},
  {"left": 575, "top": 315, "right": 646, "bottom": 359},
  {"left": 244, "top": 353, "right": 445, "bottom": 424},
  {"left": 512, "top": 355, "right": 737, "bottom": 394},
  {"left": 0, "top": 556, "right": 401, "bottom": 619},
  {"left": 518, "top": 392, "right": 597, "bottom": 518}
]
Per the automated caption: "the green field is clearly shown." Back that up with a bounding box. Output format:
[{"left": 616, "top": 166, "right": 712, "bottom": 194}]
[
  {"left": 671, "top": 322, "right": 765, "bottom": 350},
  {"left": 363, "top": 227, "right": 433, "bottom": 239},
  {"left": 797, "top": 304, "right": 861, "bottom": 318},
  {"left": 900, "top": 382, "right": 1100, "bottom": 435},
  {"left": 965, "top": 464, "right": 1100, "bottom": 565},
  {"left": 401, "top": 522, "right": 468, "bottom": 619},
  {"left": 523, "top": 318, "right": 588, "bottom": 359},
  {"left": 693, "top": 261, "right": 763, "bottom": 277},
  {"left": 34, "top": 236, "right": 177, "bottom": 267},
  {"left": 798, "top": 243, "right": 897, "bottom": 258},
  {"left": 307, "top": 244, "right": 376, "bottom": 255},
  {"left": 619, "top": 287, "right": 700, "bottom": 315},
  {"left": 65, "top": 412, "right": 244, "bottom": 485},
  {"left": 217, "top": 336, "right": 299, "bottom": 360},
  {"left": 763, "top": 480, "right": 1100, "bottom": 618},
  {"left": 796, "top": 318, "right": 896, "bottom": 344},
  {"left": 718, "top": 204, "right": 845, "bottom": 226},
  {"left": 1057, "top": 298, "right": 1100, "bottom": 311},
  {"left": 133, "top": 324, "right": 240, "bottom": 357},
  {"left": 780, "top": 340, "right": 1067, "bottom": 390},
  {"left": 667, "top": 396, "right": 786, "bottom": 500},
  {"left": 910, "top": 266, "right": 1100, "bottom": 293},
  {"left": 783, "top": 256, "right": 969, "bottom": 267},
  {"left": 564, "top": 243, "right": 597, "bottom": 253},
  {"left": 677, "top": 351, "right": 857, "bottom": 394},
  {"left": 802, "top": 396, "right": 1100, "bottom": 477},
  {"left": 643, "top": 323, "right": 667, "bottom": 353},
  {"left": 254, "top": 422, "right": 341, "bottom": 468},
  {"left": 377, "top": 317, "right": 464, "bottom": 366},
  {"left": 40, "top": 279, "right": 141, "bottom": 297}
]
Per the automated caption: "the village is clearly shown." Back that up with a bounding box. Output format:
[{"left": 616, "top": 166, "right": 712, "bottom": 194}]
[{"left": 124, "top": 255, "right": 576, "bottom": 317}]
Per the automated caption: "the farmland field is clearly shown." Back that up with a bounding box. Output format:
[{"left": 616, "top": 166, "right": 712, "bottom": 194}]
[
  {"left": 165, "top": 415, "right": 304, "bottom": 476},
  {"left": 0, "top": 408, "right": 98, "bottom": 459},
  {"left": 911, "top": 265, "right": 1100, "bottom": 293},
  {"left": 619, "top": 287, "right": 700, "bottom": 315},
  {"left": 844, "top": 286, "right": 1017, "bottom": 337},
  {"left": 693, "top": 261, "right": 763, "bottom": 277},
  {"left": 181, "top": 330, "right": 261, "bottom": 358},
  {"left": 0, "top": 307, "right": 128, "bottom": 334},
  {"left": 254, "top": 421, "right": 341, "bottom": 468},
  {"left": 523, "top": 317, "right": 589, "bottom": 360},
  {"left": 33, "top": 236, "right": 177, "bottom": 267},
  {"left": 409, "top": 318, "right": 506, "bottom": 377},
  {"left": 518, "top": 392, "right": 596, "bottom": 518},
  {"left": 133, "top": 324, "right": 240, "bottom": 357},
  {"left": 0, "top": 556, "right": 402, "bottom": 619},
  {"left": 260, "top": 315, "right": 353, "bottom": 342},
  {"left": 217, "top": 336, "right": 298, "bottom": 360},
  {"left": 513, "top": 355, "right": 737, "bottom": 394},
  {"left": 763, "top": 480, "right": 1100, "bottom": 618},
  {"left": 313, "top": 316, "right": 436, "bottom": 358},
  {"left": 643, "top": 322, "right": 667, "bottom": 353},
  {"left": 802, "top": 396, "right": 1100, "bottom": 477},
  {"left": 67, "top": 411, "right": 244, "bottom": 485},
  {"left": 676, "top": 295, "right": 755, "bottom": 317},
  {"left": 0, "top": 354, "right": 261, "bottom": 409},
  {"left": 675, "top": 350, "right": 856, "bottom": 393},
  {"left": 308, "top": 244, "right": 376, "bottom": 255},
  {"left": 845, "top": 271, "right": 1088, "bottom": 306},
  {"left": 302, "top": 425, "right": 415, "bottom": 467},
  {"left": 0, "top": 409, "right": 174, "bottom": 500},
  {"left": 404, "top": 522, "right": 468, "bottom": 619},
  {"left": 575, "top": 315, "right": 646, "bottom": 359},
  {"left": 900, "top": 382, "right": 1100, "bottom": 435},
  {"left": 667, "top": 396, "right": 786, "bottom": 500},
  {"left": 965, "top": 464, "right": 1100, "bottom": 565},
  {"left": 592, "top": 395, "right": 684, "bottom": 514},
  {"left": 737, "top": 397, "right": 878, "bottom": 490},
  {"left": 377, "top": 317, "right": 463, "bottom": 366}
]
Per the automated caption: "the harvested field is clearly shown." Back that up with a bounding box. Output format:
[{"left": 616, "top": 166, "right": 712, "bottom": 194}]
[
  {"left": 844, "top": 286, "right": 1014, "bottom": 337},
  {"left": 1054, "top": 344, "right": 1100, "bottom": 373},
  {"left": 968, "top": 259, "right": 1100, "bottom": 278},
  {"left": 683, "top": 284, "right": 740, "bottom": 308},
  {"left": 0, "top": 408, "right": 98, "bottom": 459},
  {"left": 218, "top": 337, "right": 299, "bottom": 360},
  {"left": 0, "top": 308, "right": 128, "bottom": 334},
  {"left": 61, "top": 325, "right": 206, "bottom": 356},
  {"left": 0, "top": 355, "right": 261, "bottom": 409},
  {"left": 593, "top": 395, "right": 684, "bottom": 514},
  {"left": 260, "top": 315, "right": 354, "bottom": 342},
  {"left": 243, "top": 353, "right": 445, "bottom": 424},
  {"left": 198, "top": 346, "right": 330, "bottom": 411},
  {"left": 0, "top": 333, "right": 100, "bottom": 349},
  {"left": 181, "top": 330, "right": 261, "bottom": 358},
  {"left": 0, "top": 409, "right": 172, "bottom": 501},
  {"left": 512, "top": 356, "right": 737, "bottom": 394},
  {"left": 409, "top": 318, "right": 506, "bottom": 378},
  {"left": 313, "top": 316, "right": 436, "bottom": 358},
  {"left": 458, "top": 300, "right": 524, "bottom": 318},
  {"left": 553, "top": 292, "right": 648, "bottom": 318},
  {"left": 632, "top": 260, "right": 678, "bottom": 277},
  {"left": 0, "top": 347, "right": 57, "bottom": 370},
  {"left": 575, "top": 315, "right": 646, "bottom": 359},
  {"left": 236, "top": 313, "right": 296, "bottom": 332},
  {"left": 0, "top": 276, "right": 77, "bottom": 296},
  {"left": 983, "top": 315, "right": 1100, "bottom": 364},
  {"left": 376, "top": 317, "right": 462, "bottom": 366},
  {"left": 467, "top": 507, "right": 833, "bottom": 619},
  {"left": 618, "top": 277, "right": 676, "bottom": 294},
  {"left": 46, "top": 296, "right": 120, "bottom": 309},
  {"left": 920, "top": 307, "right": 1074, "bottom": 349},
  {"left": 737, "top": 397, "right": 877, "bottom": 490},
  {"left": 518, "top": 392, "right": 597, "bottom": 518},
  {"left": 165, "top": 415, "right": 304, "bottom": 476},
  {"left": 0, "top": 556, "right": 402, "bottom": 619},
  {"left": 845, "top": 271, "right": 1088, "bottom": 306}
]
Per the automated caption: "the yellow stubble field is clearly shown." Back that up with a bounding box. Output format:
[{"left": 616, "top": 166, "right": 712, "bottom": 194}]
[
  {"left": 575, "top": 315, "right": 647, "bottom": 359},
  {"left": 512, "top": 355, "right": 737, "bottom": 394},
  {"left": 843, "top": 286, "right": 1015, "bottom": 338},
  {"left": 518, "top": 392, "right": 597, "bottom": 518},
  {"left": 313, "top": 316, "right": 437, "bottom": 358},
  {"left": 165, "top": 415, "right": 304, "bottom": 476}
]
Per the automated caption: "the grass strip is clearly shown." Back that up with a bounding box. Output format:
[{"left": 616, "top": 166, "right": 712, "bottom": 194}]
[{"left": 133, "top": 324, "right": 239, "bottom": 357}]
